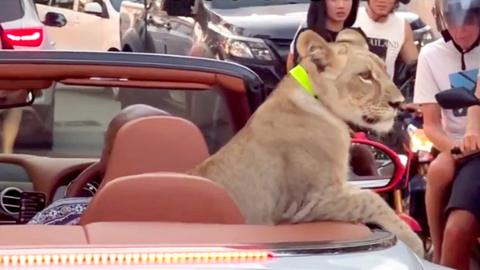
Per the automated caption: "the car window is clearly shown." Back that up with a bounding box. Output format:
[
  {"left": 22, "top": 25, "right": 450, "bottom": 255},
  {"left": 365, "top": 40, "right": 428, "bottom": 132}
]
[
  {"left": 110, "top": 0, "right": 132, "bottom": 12},
  {"left": 34, "top": 0, "right": 50, "bottom": 5},
  {"left": 51, "top": 0, "right": 74, "bottom": 9},
  {"left": 0, "top": 0, "right": 25, "bottom": 23},
  {"left": 78, "top": 0, "right": 104, "bottom": 14},
  {"left": 13, "top": 84, "right": 234, "bottom": 158}
]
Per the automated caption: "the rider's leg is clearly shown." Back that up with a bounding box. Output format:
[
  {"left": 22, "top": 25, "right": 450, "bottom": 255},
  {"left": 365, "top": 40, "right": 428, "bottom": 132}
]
[
  {"left": 441, "top": 210, "right": 478, "bottom": 270},
  {"left": 3, "top": 108, "right": 23, "bottom": 154},
  {"left": 441, "top": 156, "right": 480, "bottom": 270},
  {"left": 425, "top": 152, "right": 455, "bottom": 263}
]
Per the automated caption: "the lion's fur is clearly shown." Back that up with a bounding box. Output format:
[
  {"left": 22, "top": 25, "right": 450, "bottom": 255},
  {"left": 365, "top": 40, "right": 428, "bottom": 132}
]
[{"left": 189, "top": 29, "right": 424, "bottom": 257}]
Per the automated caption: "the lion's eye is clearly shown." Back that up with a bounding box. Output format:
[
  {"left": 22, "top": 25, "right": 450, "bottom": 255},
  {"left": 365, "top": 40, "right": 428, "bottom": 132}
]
[{"left": 359, "top": 71, "right": 372, "bottom": 80}]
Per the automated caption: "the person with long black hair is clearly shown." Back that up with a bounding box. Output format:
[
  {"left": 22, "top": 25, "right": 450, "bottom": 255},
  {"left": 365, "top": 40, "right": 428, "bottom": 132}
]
[{"left": 286, "top": 0, "right": 360, "bottom": 70}]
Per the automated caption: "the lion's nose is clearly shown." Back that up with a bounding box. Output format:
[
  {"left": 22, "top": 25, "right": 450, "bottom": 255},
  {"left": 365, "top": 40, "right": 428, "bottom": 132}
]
[{"left": 388, "top": 101, "right": 402, "bottom": 109}]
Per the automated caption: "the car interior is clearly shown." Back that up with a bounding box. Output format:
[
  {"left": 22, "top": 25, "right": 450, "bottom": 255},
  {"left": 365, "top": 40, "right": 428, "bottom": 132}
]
[{"left": 0, "top": 52, "right": 399, "bottom": 256}]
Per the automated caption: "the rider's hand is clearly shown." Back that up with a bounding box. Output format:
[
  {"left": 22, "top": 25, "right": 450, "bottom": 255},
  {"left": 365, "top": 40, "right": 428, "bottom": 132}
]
[
  {"left": 400, "top": 102, "right": 419, "bottom": 112},
  {"left": 461, "top": 132, "right": 480, "bottom": 153}
]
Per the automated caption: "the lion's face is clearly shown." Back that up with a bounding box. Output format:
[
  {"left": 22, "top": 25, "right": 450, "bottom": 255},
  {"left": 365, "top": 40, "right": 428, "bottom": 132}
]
[{"left": 295, "top": 29, "right": 404, "bottom": 133}]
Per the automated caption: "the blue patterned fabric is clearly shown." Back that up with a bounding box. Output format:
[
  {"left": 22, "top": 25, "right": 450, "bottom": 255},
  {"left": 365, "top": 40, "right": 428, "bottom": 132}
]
[{"left": 28, "top": 197, "right": 92, "bottom": 225}]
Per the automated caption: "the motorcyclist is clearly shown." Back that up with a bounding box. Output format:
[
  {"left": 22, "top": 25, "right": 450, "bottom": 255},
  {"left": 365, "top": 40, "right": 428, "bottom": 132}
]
[
  {"left": 413, "top": 0, "right": 480, "bottom": 268},
  {"left": 353, "top": 0, "right": 418, "bottom": 79}
]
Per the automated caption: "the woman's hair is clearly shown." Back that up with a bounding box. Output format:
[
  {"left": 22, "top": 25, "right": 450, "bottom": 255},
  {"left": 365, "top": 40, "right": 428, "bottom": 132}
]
[{"left": 306, "top": 0, "right": 360, "bottom": 35}]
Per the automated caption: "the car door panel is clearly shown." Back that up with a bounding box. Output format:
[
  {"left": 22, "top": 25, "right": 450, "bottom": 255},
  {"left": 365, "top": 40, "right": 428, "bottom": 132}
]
[{"left": 35, "top": 0, "right": 78, "bottom": 50}]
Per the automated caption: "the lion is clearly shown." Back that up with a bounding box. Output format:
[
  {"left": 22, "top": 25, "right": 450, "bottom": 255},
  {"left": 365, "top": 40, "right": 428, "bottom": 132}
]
[{"left": 189, "top": 29, "right": 424, "bottom": 257}]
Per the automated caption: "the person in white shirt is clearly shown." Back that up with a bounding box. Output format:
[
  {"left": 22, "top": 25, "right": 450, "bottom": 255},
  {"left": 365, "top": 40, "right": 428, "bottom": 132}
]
[
  {"left": 413, "top": 0, "right": 480, "bottom": 268},
  {"left": 353, "top": 0, "right": 418, "bottom": 79}
]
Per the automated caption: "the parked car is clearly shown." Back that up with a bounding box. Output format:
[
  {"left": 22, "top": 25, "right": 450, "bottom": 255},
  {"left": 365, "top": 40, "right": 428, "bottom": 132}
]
[
  {"left": 0, "top": 0, "right": 64, "bottom": 148},
  {"left": 35, "top": 0, "right": 125, "bottom": 51},
  {"left": 0, "top": 50, "right": 450, "bottom": 270},
  {"left": 120, "top": 0, "right": 435, "bottom": 95}
]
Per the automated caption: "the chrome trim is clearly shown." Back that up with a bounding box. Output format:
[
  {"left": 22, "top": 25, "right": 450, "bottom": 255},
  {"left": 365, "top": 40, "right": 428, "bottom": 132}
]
[
  {"left": 349, "top": 179, "right": 391, "bottom": 189},
  {"left": 265, "top": 229, "right": 396, "bottom": 257}
]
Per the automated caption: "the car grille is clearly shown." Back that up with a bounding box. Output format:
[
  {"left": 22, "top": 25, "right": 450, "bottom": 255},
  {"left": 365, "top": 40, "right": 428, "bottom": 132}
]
[{"left": 266, "top": 38, "right": 292, "bottom": 63}]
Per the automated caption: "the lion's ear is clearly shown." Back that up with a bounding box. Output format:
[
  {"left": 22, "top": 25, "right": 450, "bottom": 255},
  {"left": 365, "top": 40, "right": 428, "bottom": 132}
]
[
  {"left": 296, "top": 30, "right": 333, "bottom": 72},
  {"left": 335, "top": 28, "right": 369, "bottom": 51}
]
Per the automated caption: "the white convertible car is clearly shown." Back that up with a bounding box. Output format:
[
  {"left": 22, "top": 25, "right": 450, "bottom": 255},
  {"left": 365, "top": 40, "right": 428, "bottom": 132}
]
[{"left": 0, "top": 50, "right": 450, "bottom": 270}]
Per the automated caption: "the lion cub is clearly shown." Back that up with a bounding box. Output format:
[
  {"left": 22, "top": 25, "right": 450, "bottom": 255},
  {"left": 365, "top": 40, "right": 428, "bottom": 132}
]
[{"left": 190, "top": 29, "right": 424, "bottom": 257}]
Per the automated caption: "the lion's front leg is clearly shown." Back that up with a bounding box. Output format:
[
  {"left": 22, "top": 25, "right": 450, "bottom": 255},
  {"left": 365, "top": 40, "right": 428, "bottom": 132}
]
[{"left": 290, "top": 187, "right": 424, "bottom": 257}]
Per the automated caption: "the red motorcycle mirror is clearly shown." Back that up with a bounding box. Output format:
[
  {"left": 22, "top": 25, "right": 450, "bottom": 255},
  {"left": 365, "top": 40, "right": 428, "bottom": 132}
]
[{"left": 349, "top": 132, "right": 406, "bottom": 193}]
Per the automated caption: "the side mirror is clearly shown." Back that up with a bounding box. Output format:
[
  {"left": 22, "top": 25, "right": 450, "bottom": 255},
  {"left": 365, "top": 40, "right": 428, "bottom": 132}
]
[
  {"left": 161, "top": 0, "right": 198, "bottom": 17},
  {"left": 43, "top": 12, "right": 67, "bottom": 27},
  {"left": 435, "top": 88, "right": 480, "bottom": 110},
  {"left": 0, "top": 90, "right": 35, "bottom": 109},
  {"left": 348, "top": 136, "right": 404, "bottom": 190},
  {"left": 84, "top": 2, "right": 104, "bottom": 16}
]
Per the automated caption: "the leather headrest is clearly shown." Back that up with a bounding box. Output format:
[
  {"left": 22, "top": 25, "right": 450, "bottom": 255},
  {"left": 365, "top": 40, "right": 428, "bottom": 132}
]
[{"left": 101, "top": 116, "right": 210, "bottom": 189}]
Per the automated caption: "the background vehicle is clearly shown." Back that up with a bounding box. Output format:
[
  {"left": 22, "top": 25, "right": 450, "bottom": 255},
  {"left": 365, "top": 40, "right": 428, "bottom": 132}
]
[
  {"left": 35, "top": 0, "right": 125, "bottom": 51},
  {"left": 0, "top": 50, "right": 449, "bottom": 269},
  {"left": 0, "top": 0, "right": 64, "bottom": 148},
  {"left": 120, "top": 0, "right": 435, "bottom": 95}
]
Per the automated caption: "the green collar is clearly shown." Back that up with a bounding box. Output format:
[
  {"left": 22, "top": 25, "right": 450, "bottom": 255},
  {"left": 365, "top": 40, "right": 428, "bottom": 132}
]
[{"left": 289, "top": 65, "right": 318, "bottom": 99}]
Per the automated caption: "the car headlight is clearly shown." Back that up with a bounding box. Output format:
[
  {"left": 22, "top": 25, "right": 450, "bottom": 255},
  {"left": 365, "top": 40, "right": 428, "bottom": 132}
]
[
  {"left": 224, "top": 39, "right": 273, "bottom": 61},
  {"left": 209, "top": 22, "right": 274, "bottom": 61}
]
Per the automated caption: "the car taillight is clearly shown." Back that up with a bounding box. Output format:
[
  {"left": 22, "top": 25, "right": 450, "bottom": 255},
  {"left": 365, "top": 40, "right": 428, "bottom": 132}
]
[
  {"left": 0, "top": 247, "right": 274, "bottom": 267},
  {"left": 4, "top": 28, "right": 43, "bottom": 47}
]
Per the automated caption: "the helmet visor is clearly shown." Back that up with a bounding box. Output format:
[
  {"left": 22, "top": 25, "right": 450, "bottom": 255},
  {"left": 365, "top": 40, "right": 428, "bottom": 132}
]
[{"left": 444, "top": 9, "right": 479, "bottom": 26}]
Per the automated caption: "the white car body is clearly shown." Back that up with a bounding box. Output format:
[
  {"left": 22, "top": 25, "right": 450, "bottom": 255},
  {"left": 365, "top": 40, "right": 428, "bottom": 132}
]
[
  {"left": 35, "top": 0, "right": 123, "bottom": 51},
  {"left": 0, "top": 231, "right": 452, "bottom": 270}
]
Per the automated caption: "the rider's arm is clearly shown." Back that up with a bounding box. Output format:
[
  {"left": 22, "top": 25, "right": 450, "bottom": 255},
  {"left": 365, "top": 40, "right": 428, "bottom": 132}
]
[
  {"left": 466, "top": 82, "right": 480, "bottom": 134},
  {"left": 422, "top": 103, "right": 456, "bottom": 152},
  {"left": 399, "top": 21, "right": 418, "bottom": 65},
  {"left": 413, "top": 44, "right": 454, "bottom": 152},
  {"left": 463, "top": 81, "right": 480, "bottom": 152}
]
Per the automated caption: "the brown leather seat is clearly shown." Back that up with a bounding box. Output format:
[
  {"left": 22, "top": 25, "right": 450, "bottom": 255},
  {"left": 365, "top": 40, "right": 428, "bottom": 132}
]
[
  {"left": 80, "top": 173, "right": 245, "bottom": 225},
  {"left": 100, "top": 116, "right": 210, "bottom": 189}
]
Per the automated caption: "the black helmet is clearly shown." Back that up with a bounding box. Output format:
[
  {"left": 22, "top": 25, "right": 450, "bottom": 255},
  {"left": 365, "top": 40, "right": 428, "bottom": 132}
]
[
  {"left": 434, "top": 0, "right": 480, "bottom": 32},
  {"left": 433, "top": 0, "right": 480, "bottom": 69}
]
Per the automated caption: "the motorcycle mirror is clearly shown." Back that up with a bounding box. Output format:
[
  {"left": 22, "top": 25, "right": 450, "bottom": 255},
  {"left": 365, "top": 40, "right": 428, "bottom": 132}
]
[
  {"left": 435, "top": 88, "right": 480, "bottom": 110},
  {"left": 348, "top": 138, "right": 404, "bottom": 190}
]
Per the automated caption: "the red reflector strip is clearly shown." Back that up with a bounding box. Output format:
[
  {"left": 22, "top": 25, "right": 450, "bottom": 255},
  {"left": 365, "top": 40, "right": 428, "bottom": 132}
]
[
  {"left": 4, "top": 28, "right": 43, "bottom": 47},
  {"left": 0, "top": 248, "right": 273, "bottom": 267}
]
